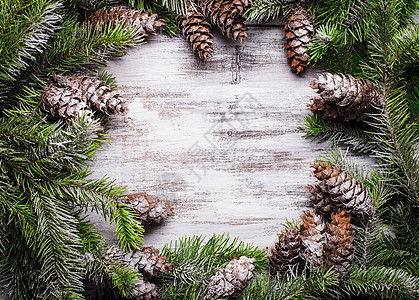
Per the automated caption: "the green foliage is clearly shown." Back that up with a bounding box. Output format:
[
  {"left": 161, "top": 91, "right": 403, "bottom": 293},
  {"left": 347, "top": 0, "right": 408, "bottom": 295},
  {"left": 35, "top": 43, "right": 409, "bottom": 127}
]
[
  {"left": 246, "top": 0, "right": 287, "bottom": 22},
  {"left": 158, "top": 234, "right": 267, "bottom": 299},
  {"left": 241, "top": 268, "right": 339, "bottom": 300},
  {"left": 0, "top": 0, "right": 146, "bottom": 297}
]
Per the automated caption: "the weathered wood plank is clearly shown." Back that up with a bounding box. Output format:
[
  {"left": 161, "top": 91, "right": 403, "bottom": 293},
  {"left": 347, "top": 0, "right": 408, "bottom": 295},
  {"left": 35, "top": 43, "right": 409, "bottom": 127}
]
[{"left": 88, "top": 27, "right": 358, "bottom": 249}]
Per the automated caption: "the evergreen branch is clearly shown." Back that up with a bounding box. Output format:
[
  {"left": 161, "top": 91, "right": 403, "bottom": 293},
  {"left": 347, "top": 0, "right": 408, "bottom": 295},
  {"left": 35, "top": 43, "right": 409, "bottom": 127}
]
[
  {"left": 160, "top": 0, "right": 187, "bottom": 15},
  {"left": 241, "top": 267, "right": 339, "bottom": 300},
  {"left": 301, "top": 113, "right": 378, "bottom": 154},
  {"left": 0, "top": 0, "right": 63, "bottom": 86},
  {"left": 159, "top": 234, "right": 267, "bottom": 299},
  {"left": 344, "top": 265, "right": 419, "bottom": 299},
  {"left": 246, "top": 0, "right": 285, "bottom": 22},
  {"left": 114, "top": 203, "right": 144, "bottom": 252}
]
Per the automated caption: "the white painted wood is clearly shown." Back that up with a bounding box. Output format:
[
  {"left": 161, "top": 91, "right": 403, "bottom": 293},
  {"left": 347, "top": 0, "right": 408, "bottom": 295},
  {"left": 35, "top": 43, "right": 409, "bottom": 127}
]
[{"left": 88, "top": 27, "right": 357, "bottom": 249}]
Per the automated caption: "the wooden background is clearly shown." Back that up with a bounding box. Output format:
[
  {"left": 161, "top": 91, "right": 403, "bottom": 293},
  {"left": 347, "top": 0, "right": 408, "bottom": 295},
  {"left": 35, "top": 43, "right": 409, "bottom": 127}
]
[{"left": 89, "top": 26, "right": 333, "bottom": 249}]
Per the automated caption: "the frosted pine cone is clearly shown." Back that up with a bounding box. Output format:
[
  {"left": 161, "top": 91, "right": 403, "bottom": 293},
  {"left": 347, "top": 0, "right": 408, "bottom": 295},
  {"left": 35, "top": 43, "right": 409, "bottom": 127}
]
[
  {"left": 132, "top": 277, "right": 159, "bottom": 300},
  {"left": 308, "top": 73, "right": 380, "bottom": 121},
  {"left": 44, "top": 74, "right": 126, "bottom": 119},
  {"left": 105, "top": 245, "right": 171, "bottom": 277},
  {"left": 177, "top": 2, "right": 214, "bottom": 60},
  {"left": 269, "top": 227, "right": 303, "bottom": 276},
  {"left": 324, "top": 210, "right": 354, "bottom": 276},
  {"left": 88, "top": 6, "right": 165, "bottom": 36},
  {"left": 204, "top": 256, "right": 256, "bottom": 299},
  {"left": 300, "top": 210, "right": 326, "bottom": 268},
  {"left": 284, "top": 6, "right": 314, "bottom": 75},
  {"left": 120, "top": 193, "right": 173, "bottom": 225},
  {"left": 309, "top": 161, "right": 374, "bottom": 218}
]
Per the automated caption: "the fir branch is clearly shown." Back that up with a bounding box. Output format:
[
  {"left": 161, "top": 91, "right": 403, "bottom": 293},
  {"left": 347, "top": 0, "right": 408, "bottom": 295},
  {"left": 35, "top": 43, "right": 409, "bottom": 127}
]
[
  {"left": 344, "top": 265, "right": 419, "bottom": 299},
  {"left": 301, "top": 113, "right": 378, "bottom": 154},
  {"left": 246, "top": 0, "right": 285, "bottom": 22},
  {"left": 159, "top": 234, "right": 267, "bottom": 299}
]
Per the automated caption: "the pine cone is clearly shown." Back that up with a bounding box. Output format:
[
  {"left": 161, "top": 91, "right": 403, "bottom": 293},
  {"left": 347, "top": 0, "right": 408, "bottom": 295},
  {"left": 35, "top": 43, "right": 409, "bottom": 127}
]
[
  {"left": 284, "top": 6, "right": 314, "bottom": 75},
  {"left": 43, "top": 84, "right": 88, "bottom": 119},
  {"left": 44, "top": 75, "right": 126, "bottom": 119},
  {"left": 269, "top": 227, "right": 303, "bottom": 276},
  {"left": 132, "top": 278, "right": 159, "bottom": 300},
  {"left": 201, "top": 0, "right": 250, "bottom": 42},
  {"left": 177, "top": 2, "right": 214, "bottom": 60},
  {"left": 308, "top": 73, "right": 380, "bottom": 121},
  {"left": 120, "top": 193, "right": 173, "bottom": 225},
  {"left": 324, "top": 210, "right": 354, "bottom": 276},
  {"left": 204, "top": 256, "right": 256, "bottom": 299},
  {"left": 300, "top": 210, "right": 326, "bottom": 268},
  {"left": 87, "top": 6, "right": 165, "bottom": 36},
  {"left": 309, "top": 161, "right": 374, "bottom": 218},
  {"left": 105, "top": 245, "right": 171, "bottom": 277}
]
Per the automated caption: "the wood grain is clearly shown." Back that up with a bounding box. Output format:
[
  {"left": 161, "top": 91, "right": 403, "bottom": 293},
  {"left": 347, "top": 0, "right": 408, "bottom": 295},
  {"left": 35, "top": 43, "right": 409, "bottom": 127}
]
[{"left": 88, "top": 26, "right": 353, "bottom": 249}]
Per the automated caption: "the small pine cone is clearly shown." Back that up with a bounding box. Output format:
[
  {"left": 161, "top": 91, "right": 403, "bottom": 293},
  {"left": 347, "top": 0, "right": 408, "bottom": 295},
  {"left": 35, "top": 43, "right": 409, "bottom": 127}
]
[
  {"left": 132, "top": 277, "right": 159, "bottom": 300},
  {"left": 50, "top": 74, "right": 126, "bottom": 115},
  {"left": 324, "top": 210, "right": 354, "bottom": 276},
  {"left": 120, "top": 193, "right": 173, "bottom": 225},
  {"left": 309, "top": 161, "right": 374, "bottom": 218},
  {"left": 42, "top": 84, "right": 88, "bottom": 119},
  {"left": 204, "top": 256, "right": 256, "bottom": 299},
  {"left": 308, "top": 73, "right": 380, "bottom": 121},
  {"left": 87, "top": 6, "right": 165, "bottom": 36},
  {"left": 307, "top": 183, "right": 335, "bottom": 216},
  {"left": 269, "top": 227, "right": 303, "bottom": 276},
  {"left": 300, "top": 210, "right": 326, "bottom": 268},
  {"left": 201, "top": 0, "right": 250, "bottom": 42},
  {"left": 105, "top": 245, "right": 171, "bottom": 277},
  {"left": 284, "top": 6, "right": 314, "bottom": 75},
  {"left": 177, "top": 2, "right": 214, "bottom": 60}
]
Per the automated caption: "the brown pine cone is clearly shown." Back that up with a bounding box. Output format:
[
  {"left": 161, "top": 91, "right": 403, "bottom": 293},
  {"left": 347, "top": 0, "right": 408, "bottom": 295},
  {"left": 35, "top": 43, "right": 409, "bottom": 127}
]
[
  {"left": 308, "top": 73, "right": 380, "bottom": 121},
  {"left": 177, "top": 2, "right": 214, "bottom": 60},
  {"left": 300, "top": 210, "right": 326, "bottom": 268},
  {"left": 269, "top": 227, "right": 303, "bottom": 276},
  {"left": 105, "top": 245, "right": 171, "bottom": 278},
  {"left": 200, "top": 0, "right": 250, "bottom": 42},
  {"left": 324, "top": 210, "right": 354, "bottom": 276},
  {"left": 87, "top": 6, "right": 165, "bottom": 36},
  {"left": 120, "top": 193, "right": 173, "bottom": 225},
  {"left": 284, "top": 6, "right": 314, "bottom": 75},
  {"left": 309, "top": 161, "right": 374, "bottom": 218}
]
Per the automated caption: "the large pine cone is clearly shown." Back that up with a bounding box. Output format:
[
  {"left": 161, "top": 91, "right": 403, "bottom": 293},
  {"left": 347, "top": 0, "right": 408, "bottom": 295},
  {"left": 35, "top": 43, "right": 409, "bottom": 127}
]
[
  {"left": 177, "top": 2, "right": 214, "bottom": 60},
  {"left": 120, "top": 193, "right": 173, "bottom": 225},
  {"left": 105, "top": 245, "right": 171, "bottom": 278},
  {"left": 308, "top": 161, "right": 374, "bottom": 218},
  {"left": 132, "top": 278, "right": 159, "bottom": 300},
  {"left": 44, "top": 74, "right": 126, "bottom": 119},
  {"left": 308, "top": 73, "right": 380, "bottom": 121},
  {"left": 204, "top": 256, "right": 256, "bottom": 299},
  {"left": 269, "top": 227, "right": 303, "bottom": 276},
  {"left": 300, "top": 210, "right": 326, "bottom": 268},
  {"left": 324, "top": 210, "right": 354, "bottom": 276},
  {"left": 87, "top": 6, "right": 165, "bottom": 36},
  {"left": 284, "top": 6, "right": 314, "bottom": 75},
  {"left": 200, "top": 0, "right": 250, "bottom": 42}
]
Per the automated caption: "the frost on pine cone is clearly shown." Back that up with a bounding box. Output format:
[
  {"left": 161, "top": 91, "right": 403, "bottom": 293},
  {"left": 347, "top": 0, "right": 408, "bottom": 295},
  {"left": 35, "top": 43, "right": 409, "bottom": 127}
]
[
  {"left": 308, "top": 73, "right": 380, "bottom": 121},
  {"left": 269, "top": 227, "right": 303, "bottom": 276},
  {"left": 87, "top": 6, "right": 165, "bottom": 36},
  {"left": 177, "top": 2, "right": 214, "bottom": 60},
  {"left": 284, "top": 6, "right": 314, "bottom": 75},
  {"left": 308, "top": 161, "right": 374, "bottom": 218},
  {"left": 204, "top": 256, "right": 256, "bottom": 299},
  {"left": 120, "top": 192, "right": 173, "bottom": 225},
  {"left": 105, "top": 245, "right": 171, "bottom": 277},
  {"left": 200, "top": 0, "right": 250, "bottom": 42},
  {"left": 300, "top": 210, "right": 326, "bottom": 268},
  {"left": 43, "top": 75, "right": 126, "bottom": 119},
  {"left": 324, "top": 210, "right": 354, "bottom": 276}
]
